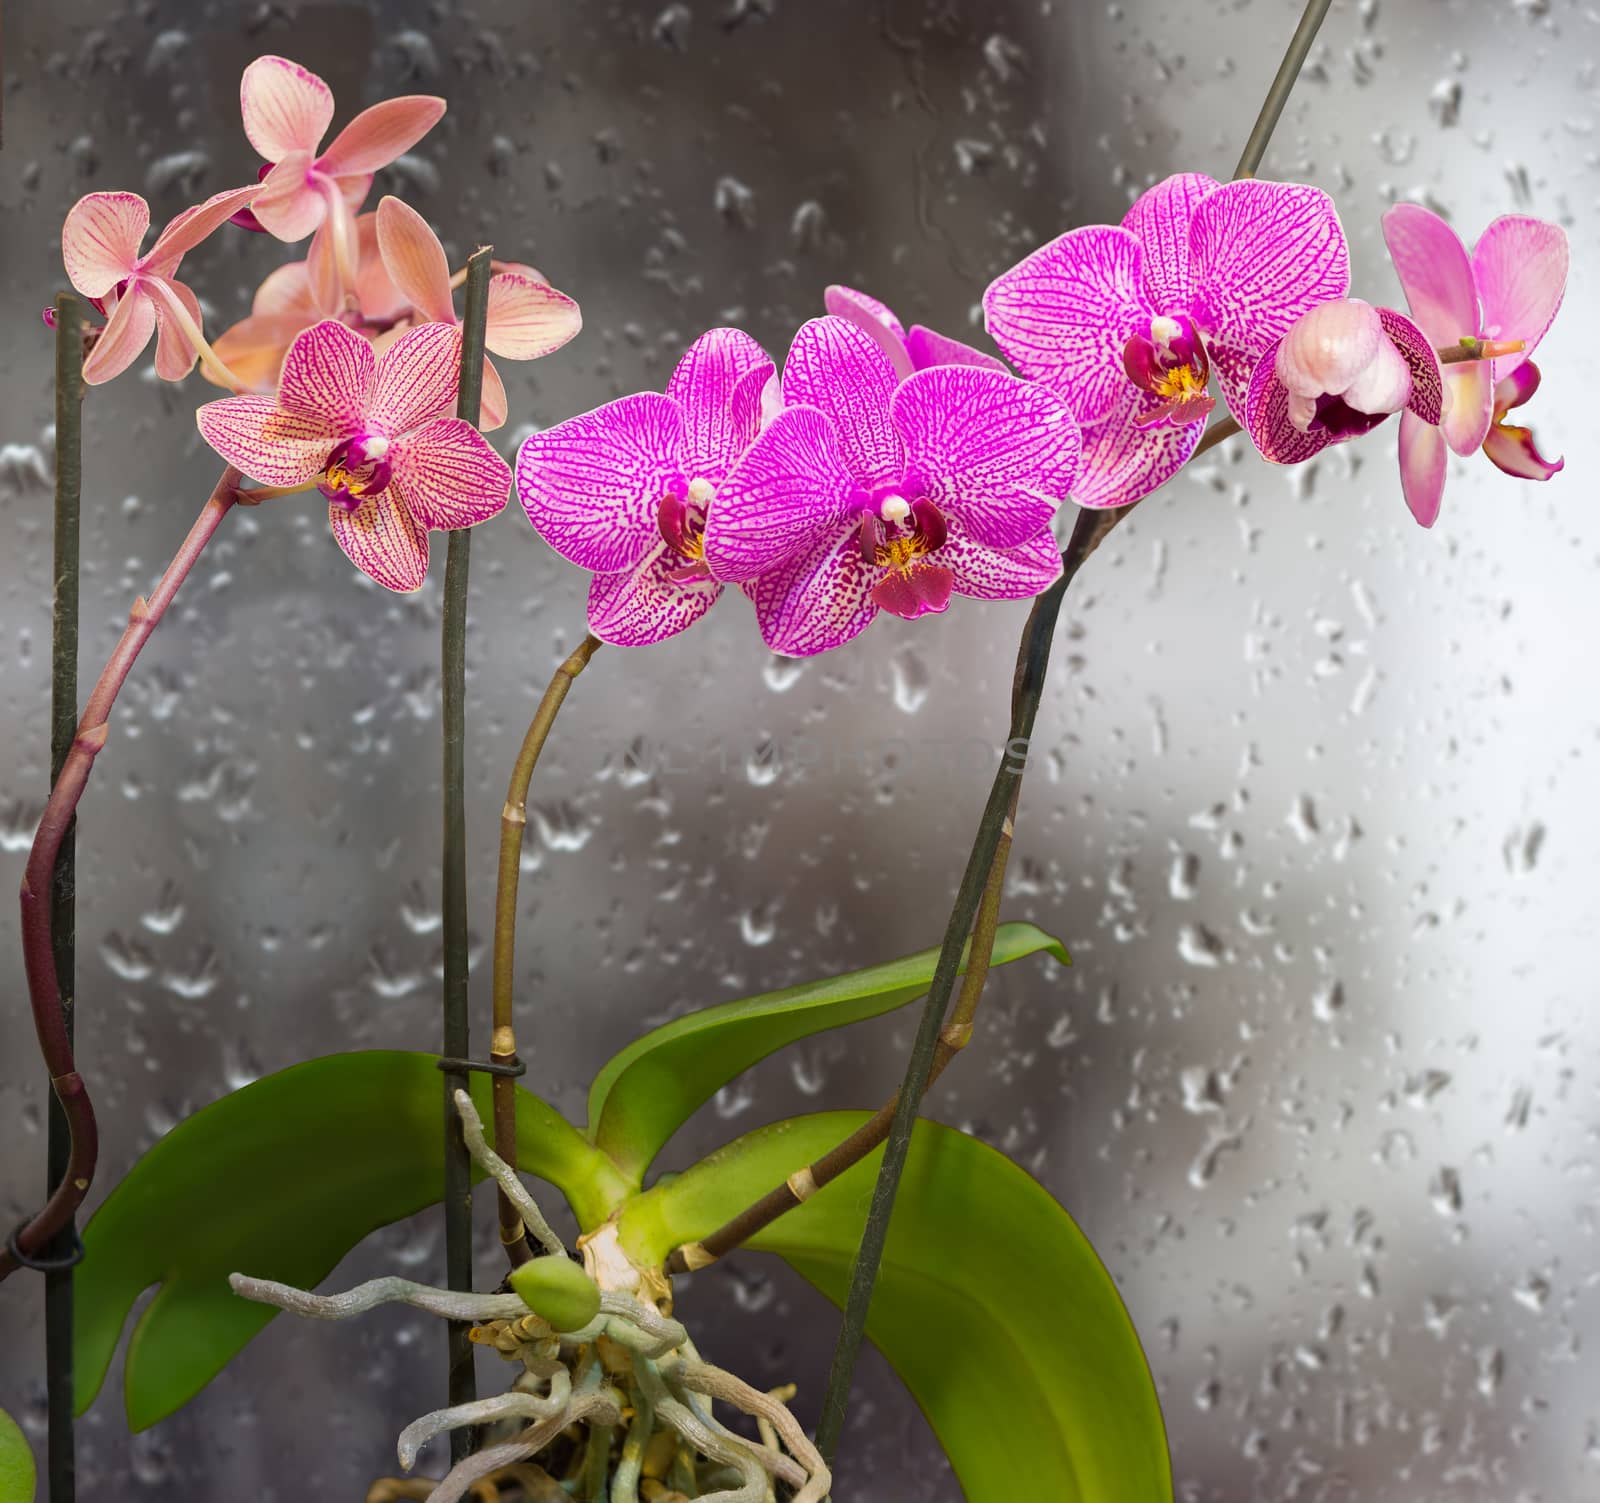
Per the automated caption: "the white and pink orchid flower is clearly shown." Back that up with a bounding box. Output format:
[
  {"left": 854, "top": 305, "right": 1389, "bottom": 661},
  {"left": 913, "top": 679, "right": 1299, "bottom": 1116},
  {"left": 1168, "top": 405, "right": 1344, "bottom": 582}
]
[
  {"left": 373, "top": 196, "right": 582, "bottom": 431},
  {"left": 61, "top": 187, "right": 260, "bottom": 386},
  {"left": 240, "top": 56, "right": 445, "bottom": 292}
]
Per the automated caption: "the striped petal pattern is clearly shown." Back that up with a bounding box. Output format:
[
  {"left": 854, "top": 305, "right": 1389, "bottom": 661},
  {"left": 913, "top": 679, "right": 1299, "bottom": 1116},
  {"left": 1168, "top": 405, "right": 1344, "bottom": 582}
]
[{"left": 389, "top": 417, "right": 511, "bottom": 531}]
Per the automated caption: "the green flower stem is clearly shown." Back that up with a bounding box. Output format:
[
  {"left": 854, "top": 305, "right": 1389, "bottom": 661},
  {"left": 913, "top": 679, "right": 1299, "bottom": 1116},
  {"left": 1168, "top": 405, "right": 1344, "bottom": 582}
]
[
  {"left": 1233, "top": 0, "right": 1334, "bottom": 180},
  {"left": 440, "top": 244, "right": 493, "bottom": 1463}
]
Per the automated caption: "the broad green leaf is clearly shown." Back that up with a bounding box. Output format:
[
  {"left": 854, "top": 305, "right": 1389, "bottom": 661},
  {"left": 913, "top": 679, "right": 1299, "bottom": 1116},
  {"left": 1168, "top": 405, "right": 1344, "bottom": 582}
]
[
  {"left": 75, "top": 1052, "right": 630, "bottom": 1432},
  {"left": 617, "top": 1112, "right": 1170, "bottom": 1503},
  {"left": 0, "top": 1407, "right": 34, "bottom": 1503},
  {"left": 586, "top": 922, "right": 1068, "bottom": 1181}
]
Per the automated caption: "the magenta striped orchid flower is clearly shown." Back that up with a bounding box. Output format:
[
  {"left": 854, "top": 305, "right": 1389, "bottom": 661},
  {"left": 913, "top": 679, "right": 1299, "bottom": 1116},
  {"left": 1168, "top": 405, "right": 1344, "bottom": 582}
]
[
  {"left": 703, "top": 316, "right": 1080, "bottom": 657},
  {"left": 983, "top": 174, "right": 1349, "bottom": 509},
  {"left": 822, "top": 285, "right": 1006, "bottom": 381},
  {"left": 196, "top": 320, "right": 509, "bottom": 592},
  {"left": 1381, "top": 205, "right": 1567, "bottom": 526},
  {"left": 515, "top": 328, "right": 775, "bottom": 646},
  {"left": 61, "top": 186, "right": 259, "bottom": 385}
]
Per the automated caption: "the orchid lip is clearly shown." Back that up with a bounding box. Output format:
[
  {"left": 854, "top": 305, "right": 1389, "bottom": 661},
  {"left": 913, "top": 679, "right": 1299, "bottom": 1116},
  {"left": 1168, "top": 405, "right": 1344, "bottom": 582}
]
[{"left": 318, "top": 431, "right": 394, "bottom": 505}]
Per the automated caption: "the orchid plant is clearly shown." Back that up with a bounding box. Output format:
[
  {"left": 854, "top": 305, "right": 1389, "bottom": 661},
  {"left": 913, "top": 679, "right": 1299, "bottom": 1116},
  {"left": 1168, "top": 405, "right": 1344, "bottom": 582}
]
[{"left": 5, "top": 13, "right": 1571, "bottom": 1503}]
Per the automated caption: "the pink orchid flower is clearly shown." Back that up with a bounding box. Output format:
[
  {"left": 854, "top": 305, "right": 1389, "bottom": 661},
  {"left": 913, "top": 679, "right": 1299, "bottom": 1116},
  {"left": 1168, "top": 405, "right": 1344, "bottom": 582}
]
[
  {"left": 1381, "top": 204, "right": 1567, "bottom": 526},
  {"left": 823, "top": 284, "right": 1007, "bottom": 380},
  {"left": 515, "top": 329, "right": 774, "bottom": 646},
  {"left": 241, "top": 55, "right": 445, "bottom": 287},
  {"left": 703, "top": 316, "right": 1080, "bottom": 657},
  {"left": 983, "top": 173, "right": 1349, "bottom": 508},
  {"left": 208, "top": 213, "right": 409, "bottom": 393},
  {"left": 375, "top": 196, "right": 582, "bottom": 431},
  {"left": 196, "top": 320, "right": 509, "bottom": 592},
  {"left": 1243, "top": 298, "right": 1444, "bottom": 471},
  {"left": 61, "top": 186, "right": 259, "bottom": 385}
]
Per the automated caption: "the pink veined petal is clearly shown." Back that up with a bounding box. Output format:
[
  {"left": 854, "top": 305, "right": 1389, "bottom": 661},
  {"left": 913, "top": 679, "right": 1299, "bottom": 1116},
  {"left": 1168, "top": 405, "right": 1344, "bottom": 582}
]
[
  {"left": 587, "top": 544, "right": 723, "bottom": 647},
  {"left": 152, "top": 277, "right": 205, "bottom": 381},
  {"left": 982, "top": 225, "right": 1150, "bottom": 426},
  {"left": 1380, "top": 203, "right": 1479, "bottom": 350},
  {"left": 823, "top": 284, "right": 914, "bottom": 381},
  {"left": 388, "top": 416, "right": 511, "bottom": 531},
  {"left": 1071, "top": 384, "right": 1205, "bottom": 509},
  {"left": 904, "top": 324, "right": 1007, "bottom": 373},
  {"left": 353, "top": 213, "right": 410, "bottom": 322},
  {"left": 1122, "top": 172, "right": 1220, "bottom": 312},
  {"left": 780, "top": 317, "right": 904, "bottom": 488},
  {"left": 1189, "top": 179, "right": 1351, "bottom": 417},
  {"left": 940, "top": 526, "right": 1064, "bottom": 601},
  {"left": 731, "top": 366, "right": 782, "bottom": 438},
  {"left": 892, "top": 366, "right": 1078, "bottom": 548},
  {"left": 746, "top": 521, "right": 879, "bottom": 657},
  {"left": 329, "top": 485, "right": 430, "bottom": 592},
  {"left": 317, "top": 95, "right": 447, "bottom": 177},
  {"left": 703, "top": 406, "right": 855, "bottom": 583},
  {"left": 145, "top": 185, "right": 260, "bottom": 267},
  {"left": 666, "top": 327, "right": 774, "bottom": 480},
  {"left": 483, "top": 273, "right": 583, "bottom": 361},
  {"left": 368, "top": 321, "right": 466, "bottom": 436},
  {"left": 240, "top": 56, "right": 334, "bottom": 162},
  {"left": 1377, "top": 307, "right": 1443, "bottom": 425},
  {"left": 374, "top": 195, "right": 456, "bottom": 325},
  {"left": 1439, "top": 360, "right": 1495, "bottom": 457},
  {"left": 210, "top": 311, "right": 304, "bottom": 393},
  {"left": 61, "top": 192, "right": 148, "bottom": 297},
  {"left": 515, "top": 391, "right": 685, "bottom": 573},
  {"left": 277, "top": 318, "right": 377, "bottom": 425},
  {"left": 81, "top": 287, "right": 157, "bottom": 385},
  {"left": 1398, "top": 410, "right": 1448, "bottom": 528},
  {"left": 478, "top": 356, "right": 508, "bottom": 433},
  {"left": 1472, "top": 215, "right": 1569, "bottom": 384},
  {"left": 195, "top": 394, "right": 340, "bottom": 483},
  {"left": 250, "top": 152, "right": 326, "bottom": 242},
  {"left": 1242, "top": 343, "right": 1337, "bottom": 465},
  {"left": 1482, "top": 419, "right": 1563, "bottom": 482}
]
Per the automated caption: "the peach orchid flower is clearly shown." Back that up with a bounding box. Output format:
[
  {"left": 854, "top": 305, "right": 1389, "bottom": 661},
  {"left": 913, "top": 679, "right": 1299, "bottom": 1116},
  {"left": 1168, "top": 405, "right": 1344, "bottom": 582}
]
[{"left": 374, "top": 195, "right": 582, "bottom": 431}]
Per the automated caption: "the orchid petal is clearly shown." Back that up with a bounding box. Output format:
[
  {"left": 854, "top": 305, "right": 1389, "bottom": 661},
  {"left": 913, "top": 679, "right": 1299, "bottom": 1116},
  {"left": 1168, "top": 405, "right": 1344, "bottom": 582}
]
[
  {"left": 302, "top": 220, "right": 343, "bottom": 317},
  {"left": 353, "top": 212, "right": 409, "bottom": 322},
  {"left": 62, "top": 192, "right": 148, "bottom": 297},
  {"left": 940, "top": 526, "right": 1063, "bottom": 601},
  {"left": 1380, "top": 203, "right": 1478, "bottom": 350},
  {"left": 666, "top": 327, "right": 773, "bottom": 480},
  {"left": 368, "top": 321, "right": 465, "bottom": 436},
  {"left": 388, "top": 416, "right": 511, "bottom": 531},
  {"left": 483, "top": 273, "right": 582, "bottom": 361},
  {"left": 1483, "top": 420, "right": 1563, "bottom": 482},
  {"left": 515, "top": 392, "right": 685, "bottom": 574},
  {"left": 251, "top": 152, "right": 325, "bottom": 242},
  {"left": 277, "top": 318, "right": 376, "bottom": 425},
  {"left": 374, "top": 195, "right": 456, "bottom": 325},
  {"left": 478, "top": 356, "right": 508, "bottom": 433},
  {"left": 1377, "top": 307, "right": 1443, "bottom": 425},
  {"left": 823, "top": 284, "right": 913, "bottom": 380},
  {"left": 1438, "top": 358, "right": 1495, "bottom": 457},
  {"left": 892, "top": 366, "right": 1077, "bottom": 548},
  {"left": 1472, "top": 215, "right": 1568, "bottom": 384},
  {"left": 1274, "top": 299, "right": 1383, "bottom": 398},
  {"left": 1071, "top": 384, "right": 1205, "bottom": 509},
  {"left": 1122, "top": 172, "right": 1219, "bottom": 312},
  {"left": 587, "top": 544, "right": 723, "bottom": 647},
  {"left": 1398, "top": 410, "right": 1448, "bottom": 528},
  {"left": 151, "top": 277, "right": 205, "bottom": 381},
  {"left": 81, "top": 288, "right": 157, "bottom": 386},
  {"left": 330, "top": 486, "right": 429, "bottom": 592},
  {"left": 1243, "top": 343, "right": 1337, "bottom": 465},
  {"left": 703, "top": 406, "right": 854, "bottom": 583},
  {"left": 146, "top": 185, "right": 260, "bottom": 266},
  {"left": 195, "top": 394, "right": 339, "bottom": 484},
  {"left": 782, "top": 319, "right": 903, "bottom": 489},
  {"left": 872, "top": 565, "right": 953, "bottom": 620},
  {"left": 904, "top": 324, "right": 1007, "bottom": 373},
  {"left": 317, "top": 96, "right": 446, "bottom": 177},
  {"left": 252, "top": 260, "right": 321, "bottom": 321},
  {"left": 983, "top": 225, "right": 1149, "bottom": 426},
  {"left": 731, "top": 367, "right": 782, "bottom": 438},
  {"left": 210, "top": 312, "right": 304, "bottom": 394},
  {"left": 746, "top": 521, "right": 878, "bottom": 657},
  {"left": 1494, "top": 361, "right": 1542, "bottom": 417},
  {"left": 1189, "top": 179, "right": 1350, "bottom": 416},
  {"left": 240, "top": 56, "right": 334, "bottom": 162}
]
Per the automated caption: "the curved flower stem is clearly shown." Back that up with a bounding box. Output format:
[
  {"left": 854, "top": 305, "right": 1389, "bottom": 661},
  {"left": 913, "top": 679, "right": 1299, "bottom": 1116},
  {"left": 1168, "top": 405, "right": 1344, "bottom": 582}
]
[
  {"left": 0, "top": 463, "right": 241, "bottom": 1283},
  {"left": 489, "top": 633, "right": 602, "bottom": 1266},
  {"left": 439, "top": 244, "right": 494, "bottom": 1461},
  {"left": 1233, "top": 0, "right": 1334, "bottom": 180}
]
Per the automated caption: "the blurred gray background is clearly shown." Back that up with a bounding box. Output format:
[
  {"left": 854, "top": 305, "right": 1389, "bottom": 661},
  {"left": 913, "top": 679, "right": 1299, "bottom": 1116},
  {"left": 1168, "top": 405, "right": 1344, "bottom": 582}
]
[{"left": 1, "top": 0, "right": 1594, "bottom": 1498}]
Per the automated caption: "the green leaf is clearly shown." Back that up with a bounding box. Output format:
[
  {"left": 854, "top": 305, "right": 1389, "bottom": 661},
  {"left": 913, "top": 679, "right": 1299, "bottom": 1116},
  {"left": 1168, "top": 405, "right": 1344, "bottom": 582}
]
[
  {"left": 586, "top": 922, "right": 1068, "bottom": 1181},
  {"left": 0, "top": 1407, "right": 35, "bottom": 1503},
  {"left": 617, "top": 1112, "right": 1169, "bottom": 1503},
  {"left": 75, "top": 1051, "right": 629, "bottom": 1432}
]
